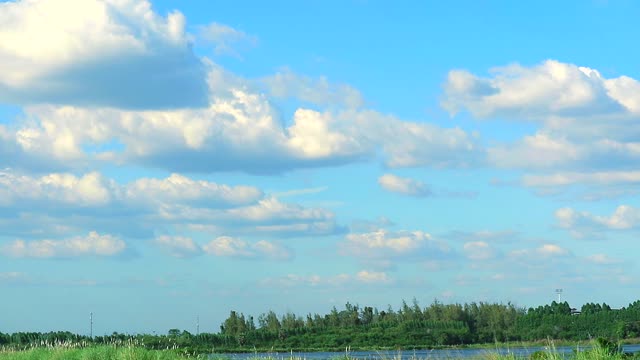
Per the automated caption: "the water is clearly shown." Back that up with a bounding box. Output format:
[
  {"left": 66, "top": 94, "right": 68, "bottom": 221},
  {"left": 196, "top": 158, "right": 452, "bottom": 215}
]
[{"left": 213, "top": 344, "right": 640, "bottom": 359}]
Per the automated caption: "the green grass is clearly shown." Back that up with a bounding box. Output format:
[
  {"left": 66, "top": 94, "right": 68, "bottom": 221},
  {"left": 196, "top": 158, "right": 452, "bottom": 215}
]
[
  {"left": 1, "top": 340, "right": 638, "bottom": 360},
  {"left": 0, "top": 345, "right": 204, "bottom": 360}
]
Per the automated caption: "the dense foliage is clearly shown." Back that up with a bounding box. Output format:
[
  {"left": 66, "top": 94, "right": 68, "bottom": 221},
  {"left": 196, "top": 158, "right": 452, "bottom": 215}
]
[{"left": 2, "top": 299, "right": 640, "bottom": 353}]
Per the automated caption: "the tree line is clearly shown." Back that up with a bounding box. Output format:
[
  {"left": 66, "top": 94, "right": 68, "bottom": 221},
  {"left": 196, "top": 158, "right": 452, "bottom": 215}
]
[{"left": 2, "top": 299, "right": 640, "bottom": 353}]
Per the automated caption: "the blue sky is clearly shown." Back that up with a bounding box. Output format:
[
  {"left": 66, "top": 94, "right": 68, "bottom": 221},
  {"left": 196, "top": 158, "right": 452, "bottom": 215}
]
[{"left": 1, "top": 0, "right": 640, "bottom": 335}]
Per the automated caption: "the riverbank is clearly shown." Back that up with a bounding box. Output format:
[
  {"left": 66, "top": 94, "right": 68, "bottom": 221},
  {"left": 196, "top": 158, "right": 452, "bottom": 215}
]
[
  {"left": 205, "top": 338, "right": 635, "bottom": 353},
  {"left": 0, "top": 341, "right": 638, "bottom": 360}
]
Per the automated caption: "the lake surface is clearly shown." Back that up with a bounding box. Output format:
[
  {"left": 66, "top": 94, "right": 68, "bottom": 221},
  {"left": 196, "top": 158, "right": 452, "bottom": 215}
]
[{"left": 213, "top": 344, "right": 640, "bottom": 359}]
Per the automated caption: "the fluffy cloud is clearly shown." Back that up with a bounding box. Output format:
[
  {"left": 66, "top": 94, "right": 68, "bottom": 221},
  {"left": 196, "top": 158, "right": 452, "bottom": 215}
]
[
  {"left": 0, "top": 0, "right": 207, "bottom": 108},
  {"left": 488, "top": 132, "right": 582, "bottom": 169},
  {"left": 556, "top": 205, "right": 640, "bottom": 238},
  {"left": 378, "top": 174, "right": 431, "bottom": 197},
  {"left": 340, "top": 229, "right": 452, "bottom": 263},
  {"left": 463, "top": 241, "right": 497, "bottom": 261},
  {"left": 261, "top": 68, "right": 365, "bottom": 108},
  {"left": 510, "top": 243, "right": 571, "bottom": 258},
  {"left": 522, "top": 170, "right": 640, "bottom": 188},
  {"left": 0, "top": 170, "right": 261, "bottom": 210},
  {"left": 0, "top": 171, "right": 114, "bottom": 207},
  {"left": 444, "top": 229, "right": 518, "bottom": 243},
  {"left": 2, "top": 79, "right": 481, "bottom": 173},
  {"left": 1, "top": 231, "right": 126, "bottom": 258},
  {"left": 260, "top": 270, "right": 392, "bottom": 288},
  {"left": 442, "top": 60, "right": 629, "bottom": 120},
  {"left": 0, "top": 169, "right": 341, "bottom": 239},
  {"left": 153, "top": 235, "right": 291, "bottom": 260},
  {"left": 153, "top": 236, "right": 202, "bottom": 258},
  {"left": 164, "top": 197, "right": 343, "bottom": 237},
  {"left": 444, "top": 60, "right": 640, "bottom": 196},
  {"left": 355, "top": 270, "right": 392, "bottom": 284},
  {"left": 198, "top": 22, "right": 257, "bottom": 57},
  {"left": 126, "top": 173, "right": 262, "bottom": 207},
  {"left": 202, "top": 236, "right": 291, "bottom": 260}
]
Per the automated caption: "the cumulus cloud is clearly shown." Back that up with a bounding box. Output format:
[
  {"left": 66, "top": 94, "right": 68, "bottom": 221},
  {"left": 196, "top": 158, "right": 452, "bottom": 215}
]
[
  {"left": 355, "top": 270, "right": 392, "bottom": 284},
  {"left": 202, "top": 236, "right": 291, "bottom": 260},
  {"left": 0, "top": 1, "right": 481, "bottom": 175},
  {"left": 0, "top": 170, "right": 115, "bottom": 207},
  {"left": 444, "top": 60, "right": 640, "bottom": 196},
  {"left": 0, "top": 170, "right": 261, "bottom": 210},
  {"left": 522, "top": 170, "right": 640, "bottom": 188},
  {"left": 488, "top": 132, "right": 582, "bottom": 169},
  {"left": 378, "top": 174, "right": 431, "bottom": 197},
  {"left": 198, "top": 22, "right": 257, "bottom": 57},
  {"left": 340, "top": 229, "right": 452, "bottom": 264},
  {"left": 444, "top": 229, "right": 518, "bottom": 243},
  {"left": 261, "top": 68, "right": 365, "bottom": 108},
  {"left": 151, "top": 235, "right": 292, "bottom": 261},
  {"left": 0, "top": 169, "right": 341, "bottom": 239},
  {"left": 556, "top": 205, "right": 640, "bottom": 238},
  {"left": 153, "top": 235, "right": 202, "bottom": 258},
  {"left": 260, "top": 270, "right": 392, "bottom": 288},
  {"left": 442, "top": 60, "right": 627, "bottom": 120},
  {"left": 1, "top": 231, "right": 126, "bottom": 258},
  {"left": 2, "top": 80, "right": 481, "bottom": 173},
  {"left": 126, "top": 173, "right": 263, "bottom": 207},
  {"left": 510, "top": 243, "right": 571, "bottom": 258},
  {"left": 165, "top": 197, "right": 344, "bottom": 237},
  {"left": 463, "top": 241, "right": 497, "bottom": 261},
  {"left": 0, "top": 0, "right": 208, "bottom": 108}
]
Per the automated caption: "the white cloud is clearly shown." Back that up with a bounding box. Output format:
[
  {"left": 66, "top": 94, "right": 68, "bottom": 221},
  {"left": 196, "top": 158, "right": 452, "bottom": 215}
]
[
  {"left": 0, "top": 169, "right": 340, "bottom": 239},
  {"left": 0, "top": 0, "right": 207, "bottom": 108},
  {"left": 261, "top": 68, "right": 365, "bottom": 108},
  {"left": 153, "top": 235, "right": 202, "bottom": 258},
  {"left": 1, "top": 231, "right": 126, "bottom": 258},
  {"left": 488, "top": 132, "right": 582, "bottom": 169},
  {"left": 0, "top": 170, "right": 115, "bottom": 207},
  {"left": 259, "top": 270, "right": 391, "bottom": 288},
  {"left": 378, "top": 174, "right": 431, "bottom": 197},
  {"left": 463, "top": 241, "right": 496, "bottom": 261},
  {"left": 0, "top": 170, "right": 261, "bottom": 210},
  {"left": 3, "top": 79, "right": 481, "bottom": 173},
  {"left": 355, "top": 270, "right": 392, "bottom": 284},
  {"left": 522, "top": 170, "right": 640, "bottom": 187},
  {"left": 556, "top": 205, "right": 640, "bottom": 237},
  {"left": 126, "top": 173, "right": 262, "bottom": 207},
  {"left": 586, "top": 254, "right": 622, "bottom": 265},
  {"left": 198, "top": 22, "right": 257, "bottom": 57},
  {"left": 445, "top": 229, "right": 518, "bottom": 243},
  {"left": 442, "top": 60, "right": 627, "bottom": 120},
  {"left": 340, "top": 229, "right": 452, "bottom": 262},
  {"left": 443, "top": 60, "right": 640, "bottom": 197},
  {"left": 510, "top": 243, "right": 570, "bottom": 258},
  {"left": 202, "top": 236, "right": 292, "bottom": 260}
]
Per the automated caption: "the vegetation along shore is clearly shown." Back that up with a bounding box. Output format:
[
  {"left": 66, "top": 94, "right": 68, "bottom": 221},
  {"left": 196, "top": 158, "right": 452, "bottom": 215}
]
[{"left": 2, "top": 299, "right": 640, "bottom": 356}]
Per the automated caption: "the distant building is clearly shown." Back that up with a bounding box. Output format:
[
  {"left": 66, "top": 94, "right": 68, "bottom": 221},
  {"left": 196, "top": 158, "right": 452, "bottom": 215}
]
[{"left": 570, "top": 308, "right": 581, "bottom": 315}]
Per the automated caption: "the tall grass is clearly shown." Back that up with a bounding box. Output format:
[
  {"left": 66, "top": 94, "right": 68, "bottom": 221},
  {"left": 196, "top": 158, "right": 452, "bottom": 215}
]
[
  {"left": 0, "top": 345, "right": 204, "bottom": 360},
  {"left": 0, "top": 339, "right": 637, "bottom": 360}
]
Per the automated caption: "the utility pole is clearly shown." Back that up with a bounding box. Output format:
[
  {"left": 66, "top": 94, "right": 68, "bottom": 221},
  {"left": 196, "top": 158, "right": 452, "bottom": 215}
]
[
  {"left": 90, "top": 312, "right": 93, "bottom": 339},
  {"left": 196, "top": 315, "right": 200, "bottom": 336}
]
